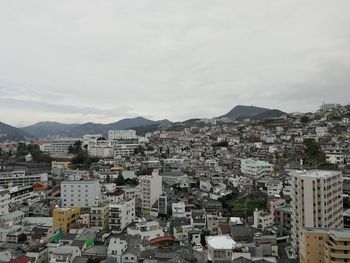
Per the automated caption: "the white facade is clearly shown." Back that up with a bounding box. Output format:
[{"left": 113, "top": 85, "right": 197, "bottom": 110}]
[
  {"left": 113, "top": 144, "right": 138, "bottom": 158},
  {"left": 253, "top": 210, "right": 274, "bottom": 230},
  {"left": 240, "top": 159, "right": 274, "bottom": 178},
  {"left": 108, "top": 130, "right": 137, "bottom": 140},
  {"left": 326, "top": 153, "right": 344, "bottom": 165},
  {"left": 61, "top": 180, "right": 101, "bottom": 208},
  {"left": 107, "top": 237, "right": 127, "bottom": 259},
  {"left": 50, "top": 139, "right": 78, "bottom": 157},
  {"left": 290, "top": 170, "right": 343, "bottom": 254},
  {"left": 0, "top": 171, "right": 47, "bottom": 187},
  {"left": 0, "top": 189, "right": 10, "bottom": 216},
  {"left": 140, "top": 171, "right": 162, "bottom": 215},
  {"left": 109, "top": 199, "right": 135, "bottom": 232},
  {"left": 267, "top": 180, "right": 283, "bottom": 196},
  {"left": 172, "top": 202, "right": 186, "bottom": 218},
  {"left": 126, "top": 219, "right": 164, "bottom": 241}
]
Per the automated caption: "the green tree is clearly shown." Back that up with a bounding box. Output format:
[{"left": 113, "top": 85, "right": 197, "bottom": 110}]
[{"left": 115, "top": 174, "right": 125, "bottom": 186}]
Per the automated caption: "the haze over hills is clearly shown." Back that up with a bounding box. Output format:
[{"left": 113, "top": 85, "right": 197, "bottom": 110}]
[
  {"left": 221, "top": 105, "right": 287, "bottom": 120},
  {"left": 21, "top": 117, "right": 172, "bottom": 139},
  {"left": 0, "top": 105, "right": 288, "bottom": 141}
]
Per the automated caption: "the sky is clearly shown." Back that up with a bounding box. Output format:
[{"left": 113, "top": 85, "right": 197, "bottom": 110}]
[{"left": 0, "top": 0, "right": 350, "bottom": 127}]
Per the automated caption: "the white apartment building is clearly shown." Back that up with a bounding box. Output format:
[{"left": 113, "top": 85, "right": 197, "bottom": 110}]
[
  {"left": 0, "top": 171, "right": 48, "bottom": 187},
  {"left": 61, "top": 180, "right": 101, "bottom": 208},
  {"left": 140, "top": 171, "right": 162, "bottom": 215},
  {"left": 240, "top": 159, "right": 274, "bottom": 178},
  {"left": 126, "top": 219, "right": 164, "bottom": 241},
  {"left": 109, "top": 199, "right": 135, "bottom": 232},
  {"left": 39, "top": 143, "right": 51, "bottom": 153},
  {"left": 0, "top": 188, "right": 10, "bottom": 216},
  {"left": 89, "top": 145, "right": 114, "bottom": 158},
  {"left": 108, "top": 130, "right": 137, "bottom": 140},
  {"left": 290, "top": 170, "right": 343, "bottom": 255},
  {"left": 82, "top": 134, "right": 103, "bottom": 147},
  {"left": 50, "top": 138, "right": 78, "bottom": 157},
  {"left": 172, "top": 202, "right": 186, "bottom": 218},
  {"left": 113, "top": 144, "right": 138, "bottom": 158}
]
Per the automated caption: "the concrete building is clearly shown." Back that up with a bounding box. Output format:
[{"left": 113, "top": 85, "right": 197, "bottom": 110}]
[
  {"left": 207, "top": 235, "right": 237, "bottom": 262},
  {"left": 126, "top": 219, "right": 164, "bottom": 241},
  {"left": 52, "top": 207, "right": 81, "bottom": 234},
  {"left": 140, "top": 171, "right": 162, "bottom": 216},
  {"left": 0, "top": 171, "right": 47, "bottom": 187},
  {"left": 172, "top": 202, "right": 186, "bottom": 218},
  {"left": 109, "top": 199, "right": 135, "bottom": 232},
  {"left": 240, "top": 159, "right": 274, "bottom": 178},
  {"left": 290, "top": 170, "right": 343, "bottom": 255},
  {"left": 0, "top": 188, "right": 10, "bottom": 216},
  {"left": 90, "top": 199, "right": 109, "bottom": 231},
  {"left": 50, "top": 139, "right": 78, "bottom": 157},
  {"left": 300, "top": 228, "right": 350, "bottom": 263},
  {"left": 61, "top": 180, "right": 101, "bottom": 208},
  {"left": 253, "top": 209, "right": 274, "bottom": 230},
  {"left": 108, "top": 130, "right": 137, "bottom": 140}
]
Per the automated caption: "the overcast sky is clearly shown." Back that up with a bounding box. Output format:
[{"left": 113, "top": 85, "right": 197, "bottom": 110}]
[{"left": 1, "top": 0, "right": 350, "bottom": 126}]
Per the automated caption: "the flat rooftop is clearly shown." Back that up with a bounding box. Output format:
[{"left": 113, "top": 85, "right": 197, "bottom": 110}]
[{"left": 289, "top": 170, "right": 341, "bottom": 178}]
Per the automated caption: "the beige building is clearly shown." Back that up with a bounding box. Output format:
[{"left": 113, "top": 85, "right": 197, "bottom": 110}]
[
  {"left": 291, "top": 170, "right": 343, "bottom": 254},
  {"left": 300, "top": 228, "right": 350, "bottom": 263},
  {"left": 90, "top": 199, "right": 110, "bottom": 230}
]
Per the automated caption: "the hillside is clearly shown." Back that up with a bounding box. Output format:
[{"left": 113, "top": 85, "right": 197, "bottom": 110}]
[
  {"left": 221, "top": 105, "right": 286, "bottom": 120},
  {"left": 0, "top": 122, "right": 32, "bottom": 141},
  {"left": 21, "top": 117, "right": 172, "bottom": 138}
]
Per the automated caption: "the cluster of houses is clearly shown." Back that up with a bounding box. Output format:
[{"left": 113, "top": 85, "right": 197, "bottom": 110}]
[{"left": 0, "top": 103, "right": 350, "bottom": 262}]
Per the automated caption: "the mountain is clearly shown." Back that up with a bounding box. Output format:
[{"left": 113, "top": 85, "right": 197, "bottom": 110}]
[
  {"left": 251, "top": 109, "right": 287, "bottom": 120},
  {"left": 21, "top": 117, "right": 172, "bottom": 138},
  {"left": 221, "top": 105, "right": 286, "bottom": 120},
  {"left": 0, "top": 122, "right": 32, "bottom": 141},
  {"left": 222, "top": 105, "right": 270, "bottom": 119},
  {"left": 21, "top": 122, "right": 80, "bottom": 138}
]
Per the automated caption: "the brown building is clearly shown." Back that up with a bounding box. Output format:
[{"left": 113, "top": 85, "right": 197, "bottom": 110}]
[{"left": 300, "top": 227, "right": 350, "bottom": 263}]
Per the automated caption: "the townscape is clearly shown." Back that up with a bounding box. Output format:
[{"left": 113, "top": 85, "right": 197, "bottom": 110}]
[{"left": 0, "top": 103, "right": 349, "bottom": 263}]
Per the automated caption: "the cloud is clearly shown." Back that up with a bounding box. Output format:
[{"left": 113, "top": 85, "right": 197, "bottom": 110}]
[{"left": 0, "top": 0, "right": 349, "bottom": 125}]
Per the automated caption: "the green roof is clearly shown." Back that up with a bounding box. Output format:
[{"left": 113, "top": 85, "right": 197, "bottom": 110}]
[
  {"left": 278, "top": 204, "right": 292, "bottom": 214},
  {"left": 122, "top": 170, "right": 137, "bottom": 180}
]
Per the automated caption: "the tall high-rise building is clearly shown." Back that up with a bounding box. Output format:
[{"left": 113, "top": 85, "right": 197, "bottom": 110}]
[
  {"left": 140, "top": 170, "right": 162, "bottom": 215},
  {"left": 291, "top": 170, "right": 343, "bottom": 255}
]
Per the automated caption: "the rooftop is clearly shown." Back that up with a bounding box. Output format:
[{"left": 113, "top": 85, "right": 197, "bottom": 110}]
[
  {"left": 289, "top": 169, "right": 341, "bottom": 178},
  {"left": 207, "top": 235, "right": 236, "bottom": 250}
]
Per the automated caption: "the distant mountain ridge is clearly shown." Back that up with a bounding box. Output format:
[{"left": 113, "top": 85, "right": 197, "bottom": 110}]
[
  {"left": 221, "top": 105, "right": 287, "bottom": 120},
  {"left": 0, "top": 122, "right": 32, "bottom": 141},
  {"left": 21, "top": 117, "right": 172, "bottom": 138}
]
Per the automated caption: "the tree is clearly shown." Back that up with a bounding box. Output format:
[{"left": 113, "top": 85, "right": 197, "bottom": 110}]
[
  {"left": 301, "top": 116, "right": 310, "bottom": 124},
  {"left": 115, "top": 174, "right": 125, "bottom": 186}
]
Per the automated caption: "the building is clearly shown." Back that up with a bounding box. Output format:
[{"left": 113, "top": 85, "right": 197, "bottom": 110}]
[
  {"left": 61, "top": 180, "right": 101, "bottom": 208},
  {"left": 90, "top": 199, "right": 109, "bottom": 231},
  {"left": 253, "top": 209, "right": 274, "bottom": 230},
  {"left": 126, "top": 219, "right": 164, "bottom": 241},
  {"left": 207, "top": 235, "right": 237, "bottom": 262},
  {"left": 109, "top": 199, "right": 135, "bottom": 232},
  {"left": 108, "top": 130, "right": 137, "bottom": 140},
  {"left": 240, "top": 159, "right": 274, "bottom": 178},
  {"left": 0, "top": 188, "right": 10, "bottom": 216},
  {"left": 53, "top": 207, "right": 81, "bottom": 234},
  {"left": 300, "top": 227, "right": 350, "bottom": 263},
  {"left": 0, "top": 171, "right": 47, "bottom": 187},
  {"left": 172, "top": 202, "right": 186, "bottom": 218},
  {"left": 274, "top": 204, "right": 292, "bottom": 229},
  {"left": 50, "top": 139, "right": 78, "bottom": 157},
  {"left": 290, "top": 170, "right": 343, "bottom": 255},
  {"left": 140, "top": 171, "right": 162, "bottom": 216}
]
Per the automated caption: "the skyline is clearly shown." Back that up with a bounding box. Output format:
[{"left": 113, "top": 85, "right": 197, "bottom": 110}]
[{"left": 1, "top": 0, "right": 350, "bottom": 126}]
